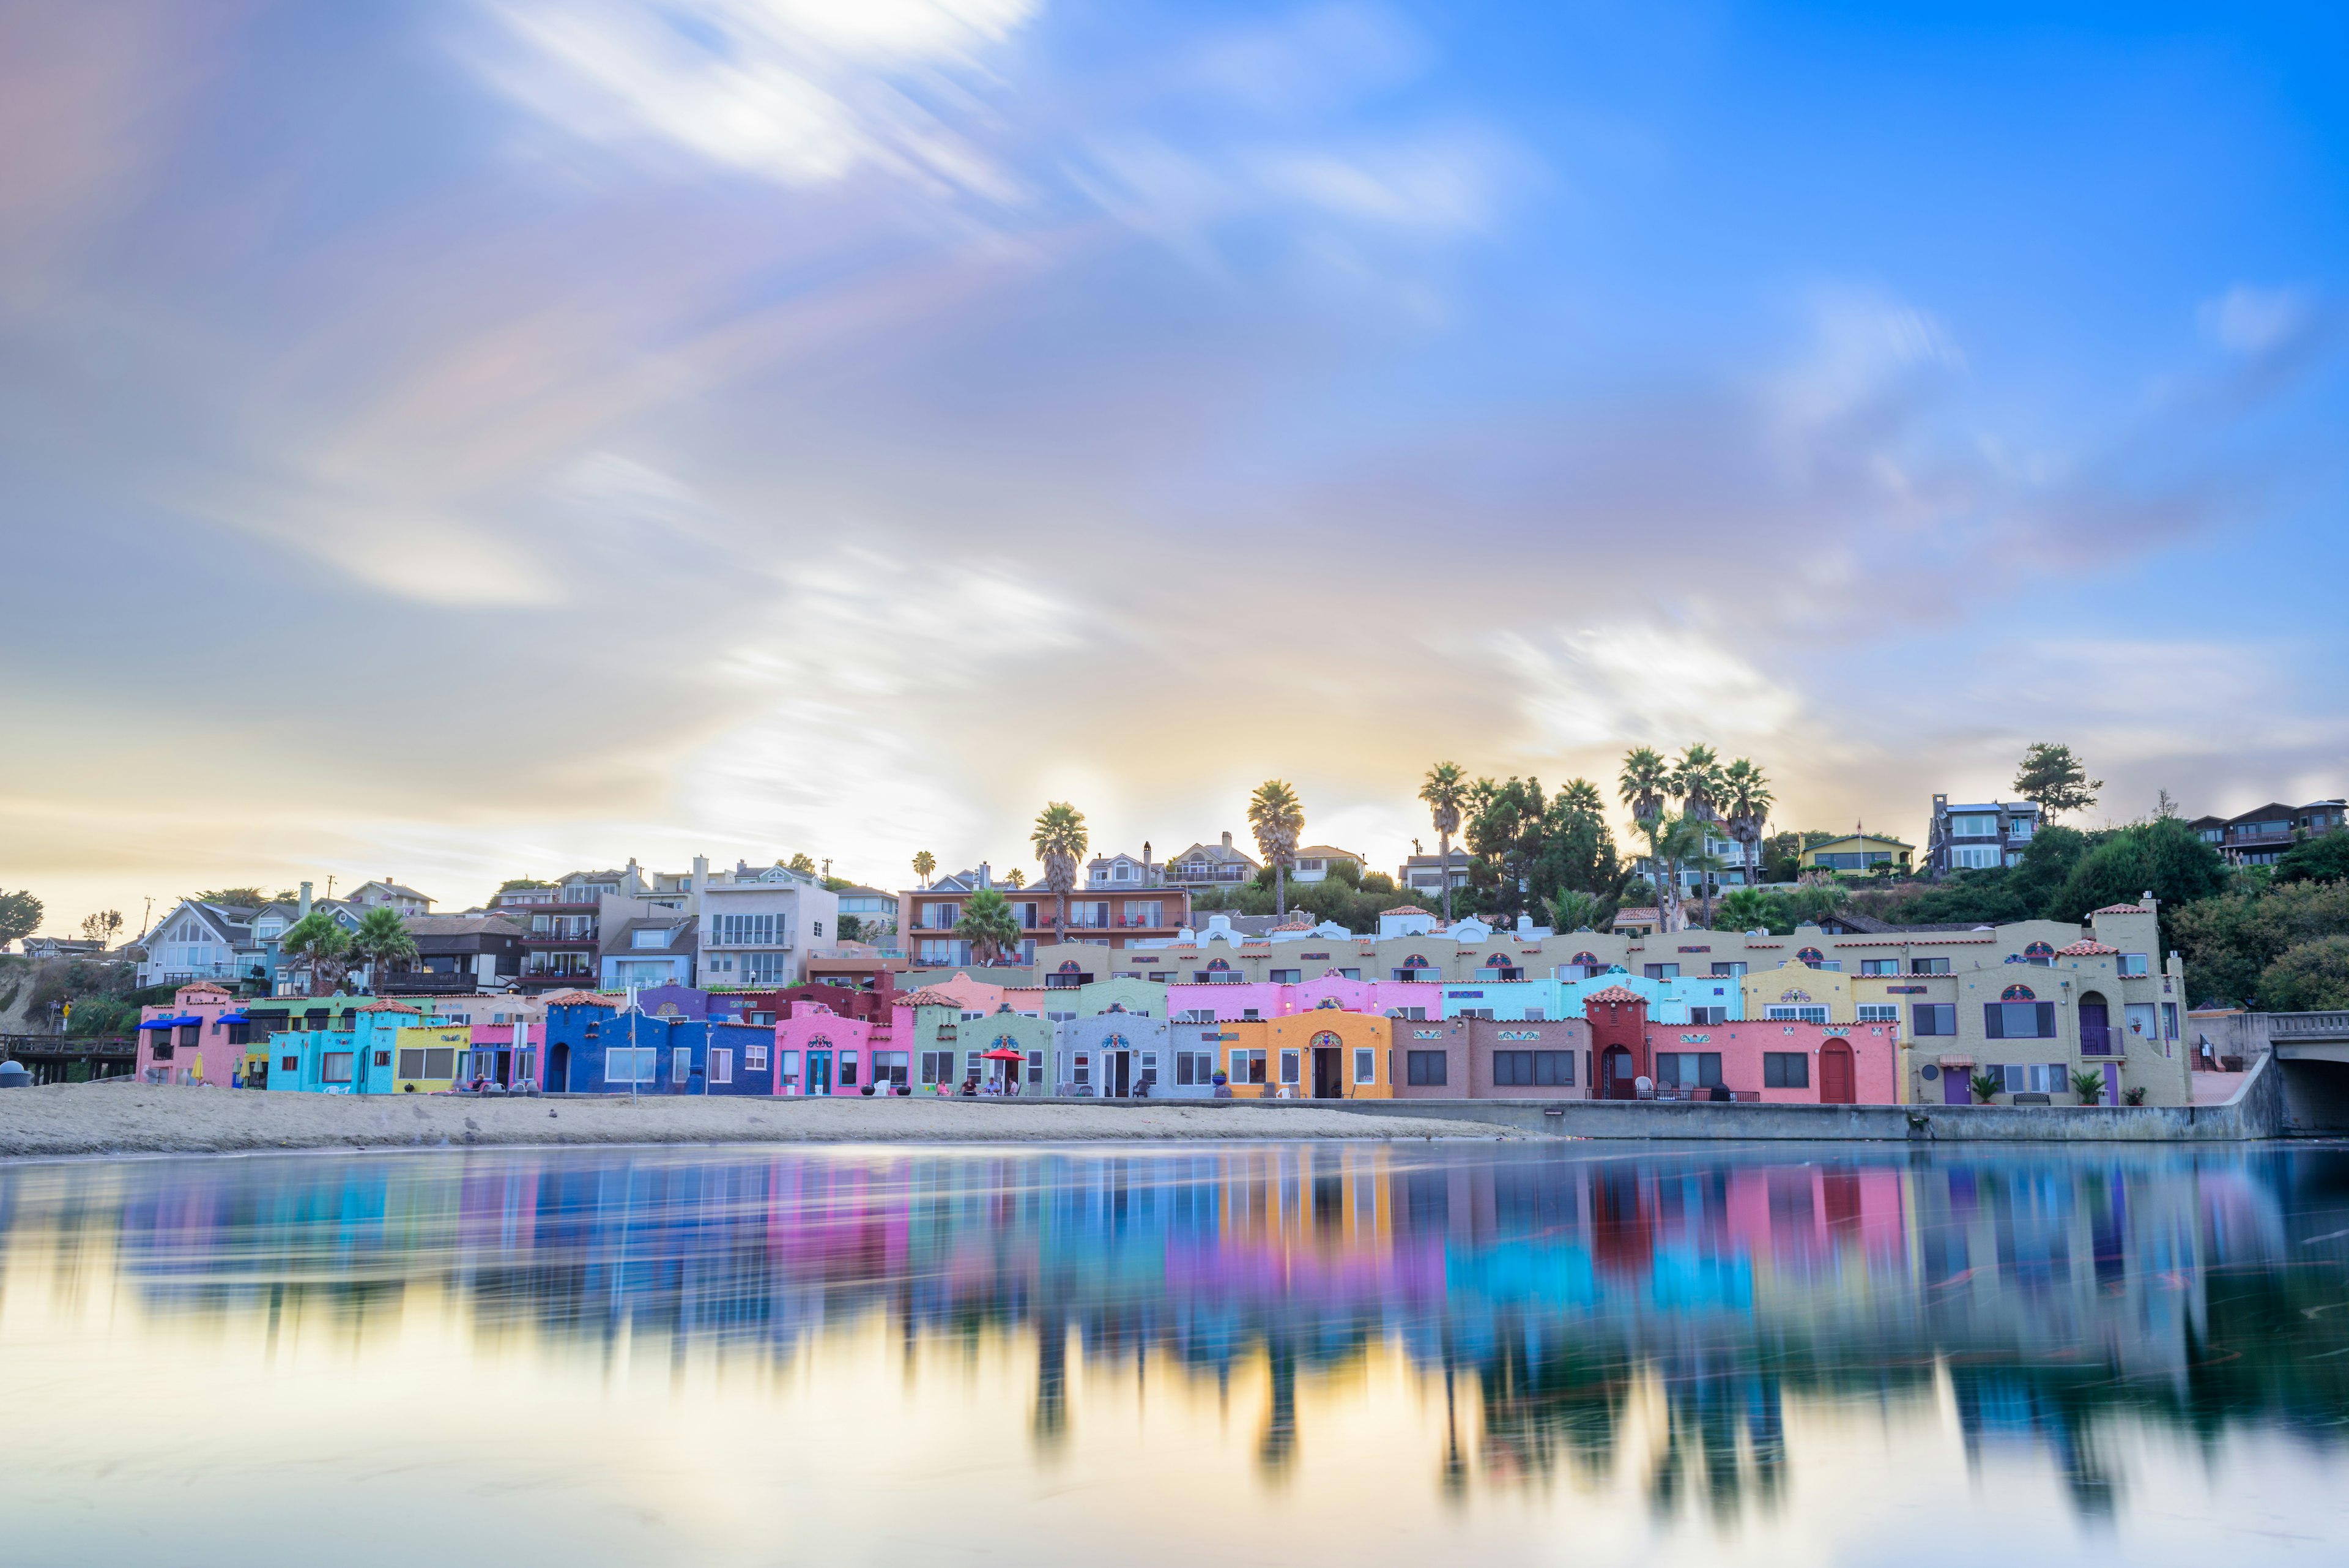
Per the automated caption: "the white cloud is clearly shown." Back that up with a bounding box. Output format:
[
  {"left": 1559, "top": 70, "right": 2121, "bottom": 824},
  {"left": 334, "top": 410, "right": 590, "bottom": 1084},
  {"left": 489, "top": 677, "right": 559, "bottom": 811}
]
[
  {"left": 2197, "top": 284, "right": 2314, "bottom": 356},
  {"left": 475, "top": 0, "right": 1037, "bottom": 196},
  {"left": 1485, "top": 620, "right": 1805, "bottom": 757}
]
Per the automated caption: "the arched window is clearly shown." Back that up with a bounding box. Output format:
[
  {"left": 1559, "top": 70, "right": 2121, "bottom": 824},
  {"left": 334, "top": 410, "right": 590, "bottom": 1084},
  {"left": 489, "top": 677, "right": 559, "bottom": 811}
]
[
  {"left": 1310, "top": 1031, "right": 1341, "bottom": 1050},
  {"left": 807, "top": 1033, "right": 833, "bottom": 1049},
  {"left": 2023, "top": 940, "right": 2055, "bottom": 959},
  {"left": 2000, "top": 984, "right": 2035, "bottom": 1001},
  {"left": 993, "top": 1034, "right": 1022, "bottom": 1052},
  {"left": 1571, "top": 951, "right": 1600, "bottom": 967},
  {"left": 1057, "top": 959, "right": 1084, "bottom": 974},
  {"left": 1099, "top": 1033, "right": 1128, "bottom": 1052},
  {"left": 1207, "top": 957, "right": 1232, "bottom": 973},
  {"left": 1483, "top": 953, "right": 1512, "bottom": 969},
  {"left": 1797, "top": 946, "right": 1825, "bottom": 967},
  {"left": 1404, "top": 954, "right": 1431, "bottom": 969},
  {"left": 1315, "top": 997, "right": 1340, "bottom": 1009}
]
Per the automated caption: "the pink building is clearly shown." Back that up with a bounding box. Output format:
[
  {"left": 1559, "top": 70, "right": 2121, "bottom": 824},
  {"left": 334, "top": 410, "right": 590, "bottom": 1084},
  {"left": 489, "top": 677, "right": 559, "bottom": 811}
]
[
  {"left": 135, "top": 981, "right": 253, "bottom": 1085},
  {"left": 772, "top": 1000, "right": 915, "bottom": 1096},
  {"left": 1165, "top": 974, "right": 1442, "bottom": 1024},
  {"left": 1640, "top": 1013, "right": 1901, "bottom": 1104}
]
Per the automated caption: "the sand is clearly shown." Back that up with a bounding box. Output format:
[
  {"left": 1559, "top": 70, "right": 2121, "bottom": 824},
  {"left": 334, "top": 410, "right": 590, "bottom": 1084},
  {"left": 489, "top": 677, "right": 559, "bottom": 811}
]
[{"left": 0, "top": 1082, "right": 1521, "bottom": 1159}]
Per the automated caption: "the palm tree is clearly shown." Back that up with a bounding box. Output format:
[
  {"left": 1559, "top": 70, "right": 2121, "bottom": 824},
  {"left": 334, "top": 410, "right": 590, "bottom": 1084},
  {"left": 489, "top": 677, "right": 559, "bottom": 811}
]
[
  {"left": 349, "top": 905, "right": 417, "bottom": 989},
  {"left": 1716, "top": 886, "right": 1776, "bottom": 934},
  {"left": 1031, "top": 802, "right": 1089, "bottom": 943},
  {"left": 1718, "top": 759, "right": 1773, "bottom": 889},
  {"left": 1618, "top": 747, "right": 1670, "bottom": 825},
  {"left": 954, "top": 889, "right": 1023, "bottom": 967},
  {"left": 1669, "top": 743, "right": 1723, "bottom": 822},
  {"left": 1419, "top": 762, "right": 1468, "bottom": 923},
  {"left": 912, "top": 850, "right": 936, "bottom": 888},
  {"left": 280, "top": 911, "right": 353, "bottom": 998},
  {"left": 1784, "top": 875, "right": 1850, "bottom": 927},
  {"left": 1542, "top": 889, "right": 1603, "bottom": 932},
  {"left": 1638, "top": 814, "right": 1710, "bottom": 932},
  {"left": 1249, "top": 780, "right": 1305, "bottom": 919}
]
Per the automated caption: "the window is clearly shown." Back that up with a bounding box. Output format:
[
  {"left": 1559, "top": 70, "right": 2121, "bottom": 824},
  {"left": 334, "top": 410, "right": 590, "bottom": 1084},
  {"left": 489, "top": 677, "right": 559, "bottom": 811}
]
[
  {"left": 1766, "top": 1005, "right": 1829, "bottom": 1024},
  {"left": 1950, "top": 845, "right": 2001, "bottom": 869},
  {"left": 779, "top": 1050, "right": 800, "bottom": 1088},
  {"left": 711, "top": 912, "right": 785, "bottom": 946},
  {"left": 1764, "top": 1052, "right": 1808, "bottom": 1088},
  {"left": 1688, "top": 1006, "right": 1729, "bottom": 1026},
  {"left": 1912, "top": 1003, "right": 1956, "bottom": 1036},
  {"left": 631, "top": 927, "right": 671, "bottom": 949},
  {"left": 1860, "top": 959, "right": 1899, "bottom": 976},
  {"left": 604, "top": 1047, "right": 656, "bottom": 1083},
  {"left": 671, "top": 1049, "right": 692, "bottom": 1084},
  {"left": 321, "top": 1052, "right": 354, "bottom": 1083},
  {"left": 1072, "top": 1055, "right": 1091, "bottom": 1087},
  {"left": 1279, "top": 1050, "right": 1300, "bottom": 1085},
  {"left": 1407, "top": 1050, "right": 1447, "bottom": 1086},
  {"left": 280, "top": 1055, "right": 298, "bottom": 1072},
  {"left": 2002, "top": 1063, "right": 2066, "bottom": 1094},
  {"left": 1644, "top": 963, "right": 1679, "bottom": 979},
  {"left": 1271, "top": 969, "right": 1301, "bottom": 984},
  {"left": 2162, "top": 1002, "right": 2180, "bottom": 1040},
  {"left": 1654, "top": 1052, "right": 1722, "bottom": 1090},
  {"left": 1948, "top": 812, "right": 2000, "bottom": 838},
  {"left": 873, "top": 1052, "right": 908, "bottom": 1087},
  {"left": 1910, "top": 957, "right": 1951, "bottom": 975},
  {"left": 2118, "top": 953, "right": 2149, "bottom": 976},
  {"left": 1984, "top": 1001, "right": 2057, "bottom": 1039},
  {"left": 1231, "top": 1049, "right": 1267, "bottom": 1084},
  {"left": 1175, "top": 1008, "right": 1215, "bottom": 1024},
  {"left": 746, "top": 1043, "right": 768, "bottom": 1072},
  {"left": 1354, "top": 1049, "right": 1376, "bottom": 1085},
  {"left": 1028, "top": 1051, "right": 1045, "bottom": 1087},
  {"left": 1494, "top": 1051, "right": 1575, "bottom": 1087},
  {"left": 374, "top": 1050, "right": 391, "bottom": 1067},
  {"left": 1857, "top": 1004, "right": 1898, "bottom": 1024},
  {"left": 839, "top": 1052, "right": 858, "bottom": 1087},
  {"left": 398, "top": 1049, "right": 425, "bottom": 1077},
  {"left": 1711, "top": 961, "right": 1747, "bottom": 978},
  {"left": 710, "top": 1049, "right": 733, "bottom": 1084}
]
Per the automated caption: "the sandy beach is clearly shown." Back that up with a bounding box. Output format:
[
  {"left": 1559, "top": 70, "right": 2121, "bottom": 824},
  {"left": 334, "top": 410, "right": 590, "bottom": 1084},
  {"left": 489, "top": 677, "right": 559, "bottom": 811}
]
[{"left": 0, "top": 1082, "right": 1521, "bottom": 1159}]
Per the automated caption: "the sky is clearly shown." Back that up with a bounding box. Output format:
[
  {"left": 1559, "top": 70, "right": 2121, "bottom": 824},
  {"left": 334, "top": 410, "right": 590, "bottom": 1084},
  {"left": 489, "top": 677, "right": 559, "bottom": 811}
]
[{"left": 1, "top": 0, "right": 2344, "bottom": 932}]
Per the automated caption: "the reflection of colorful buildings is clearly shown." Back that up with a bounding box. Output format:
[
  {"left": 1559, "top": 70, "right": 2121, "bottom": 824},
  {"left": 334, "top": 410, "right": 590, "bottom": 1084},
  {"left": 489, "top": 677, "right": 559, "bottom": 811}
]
[{"left": 33, "top": 1139, "right": 2347, "bottom": 1525}]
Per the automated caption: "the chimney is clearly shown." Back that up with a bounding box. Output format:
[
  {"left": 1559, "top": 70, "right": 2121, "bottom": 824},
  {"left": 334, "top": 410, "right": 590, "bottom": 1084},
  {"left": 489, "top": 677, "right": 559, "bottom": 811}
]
[
  {"left": 692, "top": 854, "right": 708, "bottom": 892},
  {"left": 1221, "top": 831, "right": 1233, "bottom": 849},
  {"left": 978, "top": 861, "right": 992, "bottom": 889},
  {"left": 299, "top": 882, "right": 313, "bottom": 919}
]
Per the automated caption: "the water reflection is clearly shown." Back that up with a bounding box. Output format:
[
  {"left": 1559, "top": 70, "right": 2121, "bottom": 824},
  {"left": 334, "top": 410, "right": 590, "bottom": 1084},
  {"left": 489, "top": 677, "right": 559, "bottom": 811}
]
[{"left": 4, "top": 1141, "right": 2348, "bottom": 1563}]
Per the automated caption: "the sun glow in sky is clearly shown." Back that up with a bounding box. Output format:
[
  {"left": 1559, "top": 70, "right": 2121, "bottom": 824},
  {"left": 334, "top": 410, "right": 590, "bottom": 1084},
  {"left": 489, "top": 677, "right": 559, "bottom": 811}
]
[{"left": 1, "top": 1, "right": 2343, "bottom": 922}]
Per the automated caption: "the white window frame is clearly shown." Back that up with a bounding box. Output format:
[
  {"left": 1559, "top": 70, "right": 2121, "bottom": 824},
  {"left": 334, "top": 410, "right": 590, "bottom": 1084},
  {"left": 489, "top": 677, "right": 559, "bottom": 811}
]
[
  {"left": 1353, "top": 1048, "right": 1375, "bottom": 1085},
  {"left": 709, "top": 1048, "right": 733, "bottom": 1084},
  {"left": 604, "top": 1047, "right": 656, "bottom": 1084},
  {"left": 672, "top": 1049, "right": 691, "bottom": 1085},
  {"left": 746, "top": 1044, "right": 768, "bottom": 1071},
  {"left": 1857, "top": 1004, "right": 1898, "bottom": 1023}
]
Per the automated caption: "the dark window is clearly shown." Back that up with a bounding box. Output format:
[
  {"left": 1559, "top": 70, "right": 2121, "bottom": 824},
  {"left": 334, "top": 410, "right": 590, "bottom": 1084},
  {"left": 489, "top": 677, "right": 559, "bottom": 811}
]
[
  {"left": 374, "top": 1050, "right": 391, "bottom": 1067},
  {"left": 1910, "top": 957, "right": 1951, "bottom": 975},
  {"left": 280, "top": 1055, "right": 297, "bottom": 1071},
  {"left": 1688, "top": 1006, "right": 1728, "bottom": 1026},
  {"left": 1406, "top": 1050, "right": 1447, "bottom": 1086},
  {"left": 1912, "top": 1003, "right": 1956, "bottom": 1036},
  {"left": 1764, "top": 1052, "right": 1809, "bottom": 1088},
  {"left": 1653, "top": 1052, "right": 1722, "bottom": 1088},
  {"left": 226, "top": 1023, "right": 251, "bottom": 1046},
  {"left": 1643, "top": 963, "right": 1679, "bottom": 979},
  {"left": 1710, "top": 961, "right": 1746, "bottom": 977},
  {"left": 1494, "top": 1051, "right": 1575, "bottom": 1087},
  {"left": 1984, "top": 1001, "right": 2057, "bottom": 1039}
]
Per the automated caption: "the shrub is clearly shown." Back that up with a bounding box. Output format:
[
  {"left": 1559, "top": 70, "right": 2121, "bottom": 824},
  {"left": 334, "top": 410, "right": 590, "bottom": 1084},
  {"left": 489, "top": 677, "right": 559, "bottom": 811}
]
[{"left": 2256, "top": 935, "right": 2349, "bottom": 1012}]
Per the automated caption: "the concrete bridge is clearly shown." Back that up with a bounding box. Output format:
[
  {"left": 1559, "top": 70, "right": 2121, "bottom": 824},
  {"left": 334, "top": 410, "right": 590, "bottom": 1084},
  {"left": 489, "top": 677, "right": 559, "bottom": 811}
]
[{"left": 2268, "top": 1010, "right": 2349, "bottom": 1134}]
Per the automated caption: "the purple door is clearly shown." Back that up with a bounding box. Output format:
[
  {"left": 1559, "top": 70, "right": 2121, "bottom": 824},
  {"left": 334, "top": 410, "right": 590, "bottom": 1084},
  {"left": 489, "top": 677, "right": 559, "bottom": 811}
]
[
  {"left": 2104, "top": 1064, "right": 2121, "bottom": 1105},
  {"left": 2079, "top": 998, "right": 2110, "bottom": 1056},
  {"left": 1942, "top": 1068, "right": 1971, "bottom": 1105}
]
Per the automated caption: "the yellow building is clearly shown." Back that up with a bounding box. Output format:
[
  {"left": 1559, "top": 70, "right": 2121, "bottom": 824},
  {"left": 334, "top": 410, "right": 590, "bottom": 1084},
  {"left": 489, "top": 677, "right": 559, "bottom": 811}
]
[
  {"left": 1223, "top": 1009, "right": 1394, "bottom": 1099},
  {"left": 1741, "top": 958, "right": 1858, "bottom": 1024},
  {"left": 392, "top": 1024, "right": 470, "bottom": 1093},
  {"left": 1800, "top": 833, "right": 1913, "bottom": 873}
]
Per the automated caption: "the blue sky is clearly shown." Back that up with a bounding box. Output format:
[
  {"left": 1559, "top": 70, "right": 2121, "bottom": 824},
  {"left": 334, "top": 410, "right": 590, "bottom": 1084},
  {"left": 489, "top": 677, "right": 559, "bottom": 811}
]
[{"left": 1, "top": 0, "right": 2342, "bottom": 925}]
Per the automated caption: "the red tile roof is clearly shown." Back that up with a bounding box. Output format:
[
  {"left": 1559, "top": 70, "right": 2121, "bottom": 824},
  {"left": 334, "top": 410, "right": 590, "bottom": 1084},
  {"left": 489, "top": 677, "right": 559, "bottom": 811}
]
[
  {"left": 904, "top": 987, "right": 967, "bottom": 1008},
  {"left": 1382, "top": 905, "right": 1433, "bottom": 917},
  {"left": 1584, "top": 984, "right": 1647, "bottom": 1006},
  {"left": 180, "top": 980, "right": 232, "bottom": 996},
  {"left": 357, "top": 998, "right": 422, "bottom": 1014},
  {"left": 2091, "top": 902, "right": 2151, "bottom": 916},
  {"left": 541, "top": 989, "right": 618, "bottom": 1009},
  {"left": 2056, "top": 939, "right": 2121, "bottom": 956}
]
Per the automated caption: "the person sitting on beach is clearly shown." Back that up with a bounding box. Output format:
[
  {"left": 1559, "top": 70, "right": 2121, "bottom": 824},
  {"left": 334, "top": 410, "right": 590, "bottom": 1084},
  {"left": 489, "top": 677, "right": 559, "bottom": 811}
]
[{"left": 1211, "top": 1071, "right": 1233, "bottom": 1100}]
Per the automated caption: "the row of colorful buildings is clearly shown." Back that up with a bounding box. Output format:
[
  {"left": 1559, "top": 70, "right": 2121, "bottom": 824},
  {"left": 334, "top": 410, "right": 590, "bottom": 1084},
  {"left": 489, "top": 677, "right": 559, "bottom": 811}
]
[{"left": 139, "top": 897, "right": 2189, "bottom": 1105}]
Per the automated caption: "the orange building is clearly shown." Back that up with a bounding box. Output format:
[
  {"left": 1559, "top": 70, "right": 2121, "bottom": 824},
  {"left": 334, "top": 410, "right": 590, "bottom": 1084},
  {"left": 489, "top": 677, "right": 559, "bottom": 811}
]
[{"left": 1219, "top": 1008, "right": 1394, "bottom": 1099}]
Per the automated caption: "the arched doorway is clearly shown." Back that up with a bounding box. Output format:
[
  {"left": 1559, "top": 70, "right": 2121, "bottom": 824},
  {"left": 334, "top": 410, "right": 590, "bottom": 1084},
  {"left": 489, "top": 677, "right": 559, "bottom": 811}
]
[
  {"left": 1818, "top": 1041, "right": 1855, "bottom": 1104},
  {"left": 547, "top": 1041, "right": 570, "bottom": 1093},
  {"left": 2079, "top": 991, "right": 2110, "bottom": 1057},
  {"left": 1600, "top": 1046, "right": 1636, "bottom": 1100}
]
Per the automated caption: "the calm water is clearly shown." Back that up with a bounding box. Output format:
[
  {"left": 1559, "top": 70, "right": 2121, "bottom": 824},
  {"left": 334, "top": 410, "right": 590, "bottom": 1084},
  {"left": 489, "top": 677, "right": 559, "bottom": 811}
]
[{"left": 4, "top": 1140, "right": 2348, "bottom": 1566}]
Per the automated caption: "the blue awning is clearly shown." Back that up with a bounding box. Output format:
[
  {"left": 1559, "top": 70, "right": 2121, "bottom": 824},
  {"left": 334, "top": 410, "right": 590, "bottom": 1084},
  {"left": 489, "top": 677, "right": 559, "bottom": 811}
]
[
  {"left": 215, "top": 1013, "right": 248, "bottom": 1025},
  {"left": 141, "top": 1014, "right": 199, "bottom": 1029}
]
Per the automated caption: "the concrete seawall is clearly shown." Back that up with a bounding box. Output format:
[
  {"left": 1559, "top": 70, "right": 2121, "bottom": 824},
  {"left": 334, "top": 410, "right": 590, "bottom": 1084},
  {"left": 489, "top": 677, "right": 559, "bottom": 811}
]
[{"left": 1222, "top": 1053, "right": 2287, "bottom": 1142}]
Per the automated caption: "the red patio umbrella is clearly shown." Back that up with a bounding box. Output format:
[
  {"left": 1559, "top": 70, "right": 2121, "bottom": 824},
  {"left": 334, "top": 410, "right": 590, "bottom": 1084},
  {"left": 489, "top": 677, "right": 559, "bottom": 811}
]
[{"left": 980, "top": 1047, "right": 1025, "bottom": 1060}]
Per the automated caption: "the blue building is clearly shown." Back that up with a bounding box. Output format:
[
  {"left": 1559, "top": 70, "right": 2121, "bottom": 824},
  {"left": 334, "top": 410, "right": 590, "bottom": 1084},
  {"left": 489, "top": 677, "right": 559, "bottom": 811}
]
[
  {"left": 265, "top": 1000, "right": 430, "bottom": 1093},
  {"left": 541, "top": 995, "right": 774, "bottom": 1094},
  {"left": 1438, "top": 970, "right": 1744, "bottom": 1025}
]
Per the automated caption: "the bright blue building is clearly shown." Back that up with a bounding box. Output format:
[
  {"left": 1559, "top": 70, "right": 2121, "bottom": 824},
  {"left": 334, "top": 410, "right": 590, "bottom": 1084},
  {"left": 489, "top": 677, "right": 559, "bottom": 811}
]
[
  {"left": 1438, "top": 970, "right": 1745, "bottom": 1025},
  {"left": 541, "top": 995, "right": 774, "bottom": 1094}
]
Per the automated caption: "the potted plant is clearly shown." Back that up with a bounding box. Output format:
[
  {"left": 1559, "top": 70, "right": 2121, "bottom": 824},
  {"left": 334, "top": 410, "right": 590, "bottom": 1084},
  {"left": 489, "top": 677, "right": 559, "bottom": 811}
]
[
  {"left": 2123, "top": 1087, "right": 2146, "bottom": 1105},
  {"left": 2070, "top": 1069, "right": 2106, "bottom": 1105},
  {"left": 1969, "top": 1071, "right": 2001, "bottom": 1104}
]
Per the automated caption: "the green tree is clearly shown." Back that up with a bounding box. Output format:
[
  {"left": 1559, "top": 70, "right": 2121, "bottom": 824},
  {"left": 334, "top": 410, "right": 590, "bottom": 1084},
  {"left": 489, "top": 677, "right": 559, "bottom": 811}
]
[
  {"left": 1969, "top": 1071, "right": 2001, "bottom": 1104},
  {"left": 280, "top": 912, "right": 354, "bottom": 997},
  {"left": 1669, "top": 743, "right": 1724, "bottom": 823},
  {"left": 2173, "top": 880, "right": 2349, "bottom": 1005},
  {"left": 80, "top": 910, "right": 125, "bottom": 945},
  {"left": 911, "top": 851, "right": 936, "bottom": 888},
  {"left": 2046, "top": 817, "right": 2227, "bottom": 939},
  {"left": 2257, "top": 936, "right": 2349, "bottom": 1011},
  {"left": 954, "top": 888, "right": 1024, "bottom": 966},
  {"left": 1003, "top": 868, "right": 1027, "bottom": 888},
  {"left": 1635, "top": 813, "right": 1711, "bottom": 932},
  {"left": 0, "top": 890, "right": 42, "bottom": 948},
  {"left": 194, "top": 887, "right": 270, "bottom": 908},
  {"left": 1618, "top": 748, "right": 1670, "bottom": 825},
  {"left": 2013, "top": 742, "right": 2103, "bottom": 819},
  {"left": 1542, "top": 890, "right": 1606, "bottom": 933},
  {"left": 2277, "top": 833, "right": 2349, "bottom": 885},
  {"left": 1419, "top": 761, "right": 1468, "bottom": 923},
  {"left": 1249, "top": 780, "right": 1304, "bottom": 919},
  {"left": 2070, "top": 1069, "right": 2106, "bottom": 1105},
  {"left": 782, "top": 853, "right": 817, "bottom": 876},
  {"left": 1716, "top": 887, "right": 1786, "bottom": 934},
  {"left": 2006, "top": 824, "right": 2094, "bottom": 913},
  {"left": 1784, "top": 877, "right": 1851, "bottom": 927},
  {"left": 1031, "top": 803, "right": 1089, "bottom": 942},
  {"left": 1533, "top": 780, "right": 1624, "bottom": 913},
  {"left": 1718, "top": 759, "right": 1773, "bottom": 888},
  {"left": 836, "top": 913, "right": 865, "bottom": 943},
  {"left": 351, "top": 905, "right": 417, "bottom": 982}
]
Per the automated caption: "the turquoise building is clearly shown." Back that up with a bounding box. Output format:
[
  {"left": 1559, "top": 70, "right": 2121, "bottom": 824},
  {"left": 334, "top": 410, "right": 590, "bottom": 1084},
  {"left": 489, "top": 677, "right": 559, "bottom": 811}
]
[
  {"left": 1438, "top": 970, "right": 1744, "bottom": 1025},
  {"left": 265, "top": 1000, "right": 431, "bottom": 1094}
]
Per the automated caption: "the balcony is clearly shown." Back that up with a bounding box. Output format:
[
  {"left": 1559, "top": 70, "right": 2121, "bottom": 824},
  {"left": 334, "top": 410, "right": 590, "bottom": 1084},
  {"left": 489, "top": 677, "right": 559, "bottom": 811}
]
[
  {"left": 523, "top": 923, "right": 597, "bottom": 944},
  {"left": 377, "top": 971, "right": 481, "bottom": 995}
]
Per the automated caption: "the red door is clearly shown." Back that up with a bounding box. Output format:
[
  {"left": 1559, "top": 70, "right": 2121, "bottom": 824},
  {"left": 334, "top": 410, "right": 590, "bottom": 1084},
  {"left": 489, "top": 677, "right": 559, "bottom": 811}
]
[{"left": 1819, "top": 1042, "right": 1855, "bottom": 1104}]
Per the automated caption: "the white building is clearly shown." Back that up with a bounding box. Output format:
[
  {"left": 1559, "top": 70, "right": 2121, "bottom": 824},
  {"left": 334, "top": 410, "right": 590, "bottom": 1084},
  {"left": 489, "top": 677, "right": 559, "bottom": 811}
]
[{"left": 692, "top": 856, "right": 839, "bottom": 987}]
